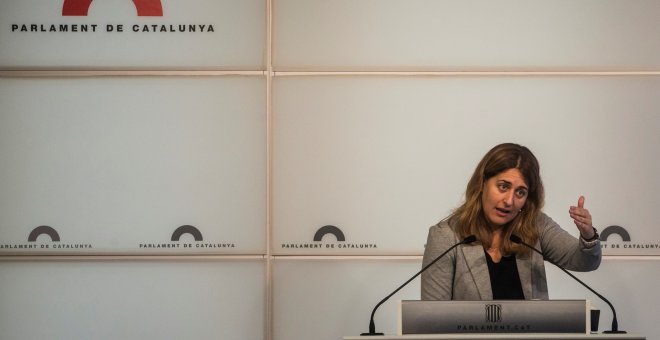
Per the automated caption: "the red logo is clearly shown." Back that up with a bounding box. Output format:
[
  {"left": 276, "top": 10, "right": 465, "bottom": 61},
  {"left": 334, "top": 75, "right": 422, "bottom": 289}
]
[{"left": 62, "top": 0, "right": 163, "bottom": 16}]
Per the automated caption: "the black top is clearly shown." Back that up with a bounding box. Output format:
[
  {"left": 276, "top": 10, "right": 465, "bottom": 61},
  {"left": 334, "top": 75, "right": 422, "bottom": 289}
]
[{"left": 484, "top": 250, "right": 525, "bottom": 300}]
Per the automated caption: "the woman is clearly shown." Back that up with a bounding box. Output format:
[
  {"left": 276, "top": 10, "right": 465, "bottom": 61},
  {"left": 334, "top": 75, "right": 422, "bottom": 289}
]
[{"left": 421, "top": 143, "right": 601, "bottom": 300}]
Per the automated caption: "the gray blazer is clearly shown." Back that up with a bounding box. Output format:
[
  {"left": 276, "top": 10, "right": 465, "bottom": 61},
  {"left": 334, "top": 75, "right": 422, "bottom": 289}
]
[{"left": 420, "top": 212, "right": 601, "bottom": 300}]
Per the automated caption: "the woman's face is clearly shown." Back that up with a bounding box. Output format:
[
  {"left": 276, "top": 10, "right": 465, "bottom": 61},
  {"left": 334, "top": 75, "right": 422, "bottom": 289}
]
[{"left": 481, "top": 168, "right": 529, "bottom": 229}]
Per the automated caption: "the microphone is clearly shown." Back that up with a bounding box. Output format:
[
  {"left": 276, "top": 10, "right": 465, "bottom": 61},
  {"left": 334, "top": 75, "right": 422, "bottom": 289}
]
[
  {"left": 361, "top": 235, "right": 477, "bottom": 336},
  {"left": 509, "top": 234, "right": 626, "bottom": 334}
]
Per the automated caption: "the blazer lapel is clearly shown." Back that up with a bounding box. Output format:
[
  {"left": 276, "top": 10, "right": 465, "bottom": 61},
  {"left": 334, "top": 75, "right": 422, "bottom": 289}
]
[
  {"left": 461, "top": 244, "right": 492, "bottom": 300},
  {"left": 516, "top": 253, "right": 533, "bottom": 300}
]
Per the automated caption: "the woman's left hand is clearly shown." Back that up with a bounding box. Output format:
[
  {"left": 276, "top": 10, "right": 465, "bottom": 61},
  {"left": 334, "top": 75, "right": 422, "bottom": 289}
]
[{"left": 569, "top": 196, "right": 595, "bottom": 239}]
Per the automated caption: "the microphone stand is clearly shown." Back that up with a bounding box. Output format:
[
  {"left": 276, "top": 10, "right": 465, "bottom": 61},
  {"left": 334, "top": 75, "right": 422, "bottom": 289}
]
[
  {"left": 510, "top": 234, "right": 626, "bottom": 334},
  {"left": 360, "top": 235, "right": 477, "bottom": 336}
]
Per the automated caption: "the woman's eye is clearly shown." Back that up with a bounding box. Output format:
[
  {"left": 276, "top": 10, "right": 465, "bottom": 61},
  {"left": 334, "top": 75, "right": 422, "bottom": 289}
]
[
  {"left": 516, "top": 189, "right": 527, "bottom": 198},
  {"left": 497, "top": 183, "right": 509, "bottom": 191}
]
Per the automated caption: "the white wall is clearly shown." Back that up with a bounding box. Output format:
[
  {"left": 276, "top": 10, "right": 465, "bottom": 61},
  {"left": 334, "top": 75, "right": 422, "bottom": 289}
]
[
  {"left": 0, "top": 259, "right": 266, "bottom": 339},
  {"left": 1, "top": 0, "right": 659, "bottom": 339}
]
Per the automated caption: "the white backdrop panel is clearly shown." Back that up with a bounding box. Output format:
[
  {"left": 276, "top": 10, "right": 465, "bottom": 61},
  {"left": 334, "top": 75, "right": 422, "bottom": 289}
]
[
  {"left": 272, "top": 258, "right": 659, "bottom": 339},
  {"left": 272, "top": 259, "right": 421, "bottom": 340},
  {"left": 0, "top": 77, "right": 266, "bottom": 254},
  {"left": 274, "top": 0, "right": 660, "bottom": 71},
  {"left": 0, "top": 259, "right": 266, "bottom": 340},
  {"left": 546, "top": 259, "right": 660, "bottom": 338},
  {"left": 272, "top": 76, "right": 660, "bottom": 255},
  {"left": 0, "top": 0, "right": 265, "bottom": 69}
]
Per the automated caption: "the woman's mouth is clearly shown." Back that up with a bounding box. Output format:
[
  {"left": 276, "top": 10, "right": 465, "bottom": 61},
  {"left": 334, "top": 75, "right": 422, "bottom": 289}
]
[{"left": 495, "top": 207, "right": 511, "bottom": 217}]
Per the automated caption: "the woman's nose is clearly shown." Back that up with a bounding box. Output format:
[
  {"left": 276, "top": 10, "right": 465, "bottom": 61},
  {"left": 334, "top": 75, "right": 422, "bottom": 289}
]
[{"left": 503, "top": 191, "right": 514, "bottom": 206}]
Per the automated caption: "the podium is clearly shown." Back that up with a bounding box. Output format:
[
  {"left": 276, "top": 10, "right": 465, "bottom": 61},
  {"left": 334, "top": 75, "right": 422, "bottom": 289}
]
[
  {"left": 346, "top": 300, "right": 645, "bottom": 340},
  {"left": 399, "top": 300, "right": 590, "bottom": 334},
  {"left": 345, "top": 335, "right": 645, "bottom": 340}
]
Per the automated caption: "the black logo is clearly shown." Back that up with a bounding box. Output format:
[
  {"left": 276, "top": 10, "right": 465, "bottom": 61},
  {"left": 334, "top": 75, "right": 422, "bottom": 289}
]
[
  {"left": 313, "top": 225, "right": 345, "bottom": 242},
  {"left": 485, "top": 304, "right": 502, "bottom": 323},
  {"left": 27, "top": 225, "right": 60, "bottom": 242},
  {"left": 598, "top": 225, "right": 660, "bottom": 251},
  {"left": 600, "top": 225, "right": 631, "bottom": 242},
  {"left": 0, "top": 225, "right": 93, "bottom": 250},
  {"left": 171, "top": 225, "right": 203, "bottom": 241},
  {"left": 281, "top": 225, "right": 377, "bottom": 250},
  {"left": 138, "top": 225, "right": 234, "bottom": 250}
]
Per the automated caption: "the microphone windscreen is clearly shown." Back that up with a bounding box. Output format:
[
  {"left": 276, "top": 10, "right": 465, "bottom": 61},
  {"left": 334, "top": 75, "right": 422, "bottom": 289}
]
[{"left": 463, "top": 235, "right": 477, "bottom": 244}]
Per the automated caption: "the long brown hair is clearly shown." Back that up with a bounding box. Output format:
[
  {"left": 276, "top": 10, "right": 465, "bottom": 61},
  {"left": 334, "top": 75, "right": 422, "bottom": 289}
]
[{"left": 450, "top": 143, "right": 544, "bottom": 255}]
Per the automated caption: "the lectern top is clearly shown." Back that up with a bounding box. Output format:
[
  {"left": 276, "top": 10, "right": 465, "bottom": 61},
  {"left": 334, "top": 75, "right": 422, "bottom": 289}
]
[{"left": 344, "top": 333, "right": 645, "bottom": 340}]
